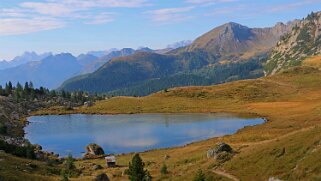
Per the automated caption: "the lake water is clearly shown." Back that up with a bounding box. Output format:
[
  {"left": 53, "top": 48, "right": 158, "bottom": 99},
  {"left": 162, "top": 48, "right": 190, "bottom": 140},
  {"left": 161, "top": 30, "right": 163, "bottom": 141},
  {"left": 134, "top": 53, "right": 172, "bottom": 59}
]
[{"left": 25, "top": 114, "right": 264, "bottom": 157}]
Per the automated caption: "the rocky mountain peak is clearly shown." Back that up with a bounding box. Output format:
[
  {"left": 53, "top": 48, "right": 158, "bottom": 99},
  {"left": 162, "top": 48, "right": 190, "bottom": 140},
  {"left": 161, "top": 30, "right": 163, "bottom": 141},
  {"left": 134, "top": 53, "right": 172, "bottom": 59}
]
[
  {"left": 185, "top": 21, "right": 292, "bottom": 56},
  {"left": 265, "top": 11, "right": 321, "bottom": 75}
]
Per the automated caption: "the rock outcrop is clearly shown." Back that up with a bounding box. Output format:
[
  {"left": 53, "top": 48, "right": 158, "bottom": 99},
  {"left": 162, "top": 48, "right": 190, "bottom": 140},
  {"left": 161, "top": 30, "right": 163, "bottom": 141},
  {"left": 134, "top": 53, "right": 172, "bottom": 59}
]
[
  {"left": 265, "top": 11, "right": 321, "bottom": 75},
  {"left": 85, "top": 143, "right": 105, "bottom": 156},
  {"left": 95, "top": 173, "right": 110, "bottom": 181},
  {"left": 207, "top": 142, "right": 233, "bottom": 159}
]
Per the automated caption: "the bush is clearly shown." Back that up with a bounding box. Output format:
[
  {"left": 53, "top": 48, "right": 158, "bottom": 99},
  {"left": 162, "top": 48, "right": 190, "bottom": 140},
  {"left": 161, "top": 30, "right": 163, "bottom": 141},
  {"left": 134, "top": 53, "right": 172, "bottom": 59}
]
[
  {"left": 160, "top": 163, "right": 168, "bottom": 175},
  {"left": 60, "top": 169, "right": 69, "bottom": 181},
  {"left": 193, "top": 169, "right": 206, "bottom": 181},
  {"left": 64, "top": 153, "right": 75, "bottom": 170},
  {"left": 12, "top": 144, "right": 36, "bottom": 159},
  {"left": 0, "top": 140, "right": 36, "bottom": 159},
  {"left": 63, "top": 153, "right": 80, "bottom": 178},
  {"left": 0, "top": 122, "right": 7, "bottom": 134}
]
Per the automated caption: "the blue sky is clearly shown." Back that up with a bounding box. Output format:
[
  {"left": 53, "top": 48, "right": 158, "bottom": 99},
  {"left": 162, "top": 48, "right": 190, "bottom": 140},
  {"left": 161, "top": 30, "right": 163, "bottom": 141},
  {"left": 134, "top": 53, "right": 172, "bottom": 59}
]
[{"left": 0, "top": 0, "right": 321, "bottom": 60}]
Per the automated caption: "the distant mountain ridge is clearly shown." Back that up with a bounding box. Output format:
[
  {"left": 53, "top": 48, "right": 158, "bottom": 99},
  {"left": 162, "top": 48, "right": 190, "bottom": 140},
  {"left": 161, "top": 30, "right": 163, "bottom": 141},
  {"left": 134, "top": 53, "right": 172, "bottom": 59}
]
[
  {"left": 167, "top": 40, "right": 192, "bottom": 49},
  {"left": 60, "top": 20, "right": 296, "bottom": 95},
  {"left": 265, "top": 12, "right": 321, "bottom": 75},
  {"left": 0, "top": 47, "right": 170, "bottom": 88},
  {"left": 0, "top": 53, "right": 81, "bottom": 89},
  {"left": 0, "top": 52, "right": 52, "bottom": 70}
]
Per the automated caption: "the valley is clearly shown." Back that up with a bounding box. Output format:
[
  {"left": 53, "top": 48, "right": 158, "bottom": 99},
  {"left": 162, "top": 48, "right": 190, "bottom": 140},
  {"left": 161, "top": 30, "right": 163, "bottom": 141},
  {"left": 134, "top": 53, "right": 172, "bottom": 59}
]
[
  {"left": 27, "top": 56, "right": 321, "bottom": 180},
  {"left": 0, "top": 7, "right": 321, "bottom": 181}
]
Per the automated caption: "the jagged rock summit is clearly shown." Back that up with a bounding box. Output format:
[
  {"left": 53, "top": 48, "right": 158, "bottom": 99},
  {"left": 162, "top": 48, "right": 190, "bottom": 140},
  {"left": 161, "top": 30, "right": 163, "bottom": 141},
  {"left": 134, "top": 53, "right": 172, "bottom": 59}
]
[{"left": 265, "top": 11, "right": 321, "bottom": 75}]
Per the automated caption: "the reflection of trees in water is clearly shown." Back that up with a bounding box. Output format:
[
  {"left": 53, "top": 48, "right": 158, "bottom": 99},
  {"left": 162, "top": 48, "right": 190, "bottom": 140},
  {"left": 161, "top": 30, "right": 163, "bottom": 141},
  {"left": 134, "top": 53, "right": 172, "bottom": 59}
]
[{"left": 161, "top": 114, "right": 172, "bottom": 128}]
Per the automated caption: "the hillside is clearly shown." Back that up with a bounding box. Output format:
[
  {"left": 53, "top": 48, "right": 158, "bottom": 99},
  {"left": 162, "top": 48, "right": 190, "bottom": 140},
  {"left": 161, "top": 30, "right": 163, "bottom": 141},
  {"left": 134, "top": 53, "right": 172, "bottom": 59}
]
[
  {"left": 265, "top": 11, "right": 321, "bottom": 75},
  {"left": 81, "top": 48, "right": 136, "bottom": 74},
  {"left": 186, "top": 22, "right": 295, "bottom": 56},
  {"left": 61, "top": 22, "right": 293, "bottom": 95},
  {"left": 34, "top": 62, "right": 321, "bottom": 180}
]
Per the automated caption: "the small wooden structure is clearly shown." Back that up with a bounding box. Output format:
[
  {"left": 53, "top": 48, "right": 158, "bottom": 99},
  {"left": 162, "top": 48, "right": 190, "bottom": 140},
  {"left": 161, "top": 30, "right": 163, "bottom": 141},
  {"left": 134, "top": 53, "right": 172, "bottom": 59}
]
[{"left": 105, "top": 156, "right": 116, "bottom": 167}]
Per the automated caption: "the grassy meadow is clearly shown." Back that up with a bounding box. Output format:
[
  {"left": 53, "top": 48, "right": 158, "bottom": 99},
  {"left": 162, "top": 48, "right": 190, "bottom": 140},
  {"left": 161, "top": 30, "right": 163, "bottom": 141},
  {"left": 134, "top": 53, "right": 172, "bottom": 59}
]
[{"left": 7, "top": 56, "right": 321, "bottom": 180}]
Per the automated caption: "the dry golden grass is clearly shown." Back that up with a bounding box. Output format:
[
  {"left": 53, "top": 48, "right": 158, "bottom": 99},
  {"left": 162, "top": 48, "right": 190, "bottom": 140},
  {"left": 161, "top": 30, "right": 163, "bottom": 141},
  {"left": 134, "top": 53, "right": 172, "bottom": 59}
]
[
  {"left": 303, "top": 55, "right": 321, "bottom": 70},
  {"left": 23, "top": 62, "right": 321, "bottom": 180}
]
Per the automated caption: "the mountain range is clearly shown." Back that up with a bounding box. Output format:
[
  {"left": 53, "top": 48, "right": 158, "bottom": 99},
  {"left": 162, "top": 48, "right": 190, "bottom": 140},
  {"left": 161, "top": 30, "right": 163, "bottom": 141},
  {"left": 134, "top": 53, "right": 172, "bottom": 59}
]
[
  {"left": 0, "top": 42, "right": 190, "bottom": 89},
  {"left": 1, "top": 12, "right": 319, "bottom": 94},
  {"left": 0, "top": 53, "right": 81, "bottom": 89},
  {"left": 60, "top": 20, "right": 298, "bottom": 96},
  {"left": 0, "top": 52, "right": 52, "bottom": 70}
]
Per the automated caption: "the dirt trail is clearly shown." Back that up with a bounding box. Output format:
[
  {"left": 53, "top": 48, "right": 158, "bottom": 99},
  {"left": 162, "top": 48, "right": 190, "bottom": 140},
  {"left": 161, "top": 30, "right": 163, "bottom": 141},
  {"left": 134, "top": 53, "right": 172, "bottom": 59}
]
[
  {"left": 212, "top": 126, "right": 316, "bottom": 181},
  {"left": 212, "top": 169, "right": 240, "bottom": 181},
  {"left": 239, "top": 126, "right": 315, "bottom": 150}
]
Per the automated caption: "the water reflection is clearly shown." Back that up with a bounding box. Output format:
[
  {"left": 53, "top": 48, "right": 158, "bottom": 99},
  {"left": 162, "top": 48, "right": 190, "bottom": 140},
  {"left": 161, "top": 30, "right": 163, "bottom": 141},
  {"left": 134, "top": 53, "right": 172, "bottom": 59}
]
[{"left": 25, "top": 113, "right": 264, "bottom": 157}]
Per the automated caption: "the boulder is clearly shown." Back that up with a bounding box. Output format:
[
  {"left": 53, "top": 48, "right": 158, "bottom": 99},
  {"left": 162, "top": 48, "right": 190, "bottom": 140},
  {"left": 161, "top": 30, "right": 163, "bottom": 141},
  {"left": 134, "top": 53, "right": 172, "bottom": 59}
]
[
  {"left": 34, "top": 144, "right": 42, "bottom": 151},
  {"left": 94, "top": 173, "right": 110, "bottom": 181},
  {"left": 85, "top": 143, "right": 105, "bottom": 155},
  {"left": 207, "top": 142, "right": 233, "bottom": 159},
  {"left": 164, "top": 155, "right": 170, "bottom": 160},
  {"left": 84, "top": 101, "right": 94, "bottom": 107},
  {"left": 93, "top": 164, "right": 103, "bottom": 170}
]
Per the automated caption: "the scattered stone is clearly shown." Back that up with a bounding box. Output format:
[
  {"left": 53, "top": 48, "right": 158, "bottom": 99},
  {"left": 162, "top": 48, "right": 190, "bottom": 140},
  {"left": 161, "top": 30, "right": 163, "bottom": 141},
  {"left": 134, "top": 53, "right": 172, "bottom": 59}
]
[
  {"left": 93, "top": 164, "right": 103, "bottom": 170},
  {"left": 95, "top": 173, "right": 110, "bottom": 181},
  {"left": 207, "top": 142, "right": 233, "bottom": 159},
  {"left": 34, "top": 144, "right": 42, "bottom": 151},
  {"left": 164, "top": 155, "right": 170, "bottom": 160},
  {"left": 268, "top": 177, "right": 282, "bottom": 181},
  {"left": 85, "top": 143, "right": 105, "bottom": 155},
  {"left": 10, "top": 112, "right": 20, "bottom": 120},
  {"left": 0, "top": 150, "right": 5, "bottom": 154},
  {"left": 84, "top": 101, "right": 94, "bottom": 107}
]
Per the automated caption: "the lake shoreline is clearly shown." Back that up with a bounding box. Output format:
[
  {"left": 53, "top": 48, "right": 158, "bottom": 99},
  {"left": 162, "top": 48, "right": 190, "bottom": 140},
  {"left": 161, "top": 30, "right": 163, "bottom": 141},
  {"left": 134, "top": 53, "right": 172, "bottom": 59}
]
[{"left": 25, "top": 113, "right": 265, "bottom": 158}]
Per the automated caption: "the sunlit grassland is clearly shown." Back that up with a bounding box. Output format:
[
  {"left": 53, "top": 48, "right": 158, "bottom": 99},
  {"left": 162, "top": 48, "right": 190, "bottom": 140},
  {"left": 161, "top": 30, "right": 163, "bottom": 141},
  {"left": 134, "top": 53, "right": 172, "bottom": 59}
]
[{"left": 26, "top": 58, "right": 321, "bottom": 180}]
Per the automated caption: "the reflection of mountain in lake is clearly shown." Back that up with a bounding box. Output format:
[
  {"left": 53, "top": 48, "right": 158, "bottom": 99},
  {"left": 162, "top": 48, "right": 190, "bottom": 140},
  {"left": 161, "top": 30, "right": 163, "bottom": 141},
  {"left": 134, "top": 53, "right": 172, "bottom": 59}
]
[{"left": 25, "top": 114, "right": 264, "bottom": 157}]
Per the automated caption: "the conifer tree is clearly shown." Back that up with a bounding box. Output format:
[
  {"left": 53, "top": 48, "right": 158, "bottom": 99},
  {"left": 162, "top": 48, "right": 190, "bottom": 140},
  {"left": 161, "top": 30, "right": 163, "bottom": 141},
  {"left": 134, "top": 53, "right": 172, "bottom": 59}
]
[{"left": 128, "top": 154, "right": 152, "bottom": 181}]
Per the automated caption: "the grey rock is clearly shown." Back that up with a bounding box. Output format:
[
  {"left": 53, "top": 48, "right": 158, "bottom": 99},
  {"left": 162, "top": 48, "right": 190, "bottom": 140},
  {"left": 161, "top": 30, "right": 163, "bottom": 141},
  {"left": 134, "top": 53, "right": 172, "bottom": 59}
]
[
  {"left": 207, "top": 142, "right": 233, "bottom": 159},
  {"left": 268, "top": 177, "right": 282, "bottom": 181},
  {"left": 93, "top": 164, "right": 103, "bottom": 170},
  {"left": 84, "top": 101, "right": 94, "bottom": 107},
  {"left": 164, "top": 155, "right": 170, "bottom": 160},
  {"left": 94, "top": 173, "right": 110, "bottom": 181},
  {"left": 85, "top": 143, "right": 105, "bottom": 155}
]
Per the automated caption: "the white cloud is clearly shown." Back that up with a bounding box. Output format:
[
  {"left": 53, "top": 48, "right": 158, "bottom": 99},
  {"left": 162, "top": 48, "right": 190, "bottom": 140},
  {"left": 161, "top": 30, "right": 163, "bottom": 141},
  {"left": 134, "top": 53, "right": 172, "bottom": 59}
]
[
  {"left": 146, "top": 6, "right": 195, "bottom": 25},
  {"left": 0, "top": 17, "right": 64, "bottom": 36},
  {"left": 85, "top": 12, "right": 115, "bottom": 24},
  {"left": 185, "top": 0, "right": 237, "bottom": 6},
  {"left": 267, "top": 0, "right": 321, "bottom": 13},
  {"left": 0, "top": 0, "right": 151, "bottom": 36},
  {"left": 0, "top": 8, "right": 28, "bottom": 18},
  {"left": 21, "top": 2, "right": 76, "bottom": 17},
  {"left": 20, "top": 0, "right": 150, "bottom": 17}
]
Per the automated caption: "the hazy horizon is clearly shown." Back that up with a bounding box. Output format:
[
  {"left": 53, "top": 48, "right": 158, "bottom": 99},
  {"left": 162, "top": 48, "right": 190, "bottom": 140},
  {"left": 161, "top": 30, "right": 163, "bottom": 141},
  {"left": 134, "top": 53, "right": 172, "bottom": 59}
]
[{"left": 1, "top": 0, "right": 321, "bottom": 60}]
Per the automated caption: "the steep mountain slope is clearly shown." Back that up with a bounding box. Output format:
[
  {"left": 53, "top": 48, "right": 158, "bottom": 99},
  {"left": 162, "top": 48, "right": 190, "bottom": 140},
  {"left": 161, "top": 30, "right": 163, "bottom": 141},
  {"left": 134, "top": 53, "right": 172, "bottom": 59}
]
[
  {"left": 61, "top": 52, "right": 180, "bottom": 92},
  {"left": 81, "top": 48, "right": 136, "bottom": 74},
  {"left": 265, "top": 12, "right": 321, "bottom": 75},
  {"left": 77, "top": 54, "right": 98, "bottom": 67},
  {"left": 0, "top": 53, "right": 81, "bottom": 89},
  {"left": 185, "top": 22, "right": 296, "bottom": 58},
  {"left": 61, "top": 21, "right": 294, "bottom": 95}
]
